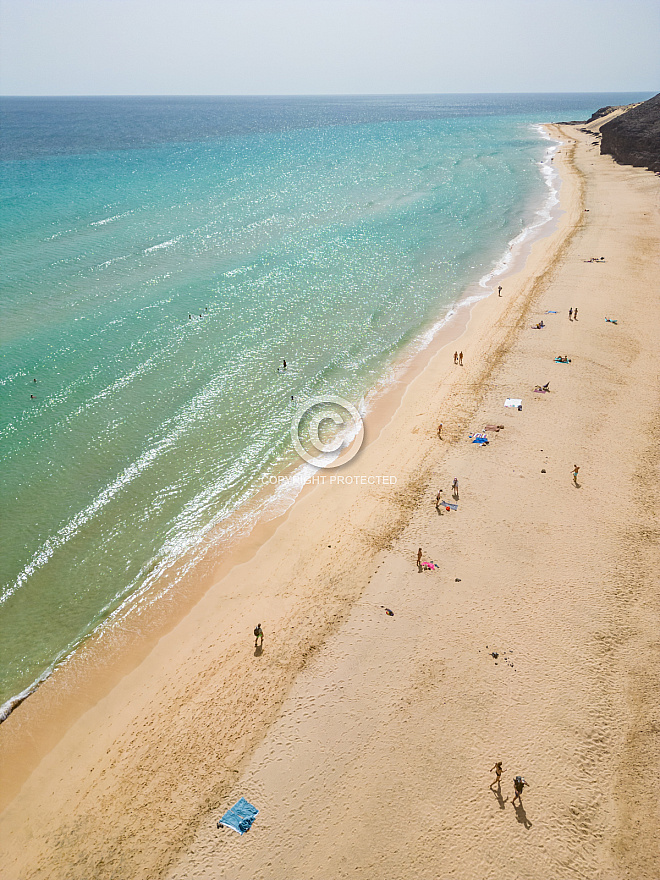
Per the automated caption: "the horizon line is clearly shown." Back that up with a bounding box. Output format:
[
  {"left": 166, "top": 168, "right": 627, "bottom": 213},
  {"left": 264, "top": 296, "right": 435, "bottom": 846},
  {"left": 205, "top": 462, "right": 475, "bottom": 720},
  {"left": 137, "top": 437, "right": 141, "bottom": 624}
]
[{"left": 1, "top": 90, "right": 656, "bottom": 100}]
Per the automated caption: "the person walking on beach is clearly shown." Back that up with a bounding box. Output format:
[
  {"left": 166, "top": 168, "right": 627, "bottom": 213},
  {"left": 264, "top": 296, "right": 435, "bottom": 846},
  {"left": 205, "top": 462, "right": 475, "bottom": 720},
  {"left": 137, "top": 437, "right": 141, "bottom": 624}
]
[
  {"left": 459, "top": 351, "right": 463, "bottom": 366},
  {"left": 512, "top": 775, "right": 529, "bottom": 804},
  {"left": 573, "top": 464, "right": 580, "bottom": 486},
  {"left": 454, "top": 351, "right": 458, "bottom": 364},
  {"left": 254, "top": 623, "right": 264, "bottom": 648},
  {"left": 435, "top": 489, "right": 443, "bottom": 509},
  {"left": 437, "top": 423, "right": 443, "bottom": 439},
  {"left": 417, "top": 548, "right": 423, "bottom": 569},
  {"left": 573, "top": 308, "right": 578, "bottom": 321},
  {"left": 452, "top": 477, "right": 459, "bottom": 499},
  {"left": 490, "top": 761, "right": 504, "bottom": 788},
  {"left": 569, "top": 308, "right": 573, "bottom": 320},
  {"left": 498, "top": 285, "right": 502, "bottom": 297}
]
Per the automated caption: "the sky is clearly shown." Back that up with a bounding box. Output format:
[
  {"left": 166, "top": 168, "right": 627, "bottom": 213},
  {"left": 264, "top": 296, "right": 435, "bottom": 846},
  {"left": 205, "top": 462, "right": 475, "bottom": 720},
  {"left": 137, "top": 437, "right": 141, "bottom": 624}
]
[{"left": 0, "top": 0, "right": 658, "bottom": 96}]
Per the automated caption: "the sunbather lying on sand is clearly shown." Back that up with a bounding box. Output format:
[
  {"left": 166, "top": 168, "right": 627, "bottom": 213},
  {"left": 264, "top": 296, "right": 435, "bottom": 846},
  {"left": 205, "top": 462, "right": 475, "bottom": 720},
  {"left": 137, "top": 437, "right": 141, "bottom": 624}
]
[
  {"left": 533, "top": 382, "right": 550, "bottom": 392},
  {"left": 532, "top": 321, "right": 545, "bottom": 329},
  {"left": 555, "top": 355, "right": 571, "bottom": 363},
  {"left": 483, "top": 425, "right": 505, "bottom": 431}
]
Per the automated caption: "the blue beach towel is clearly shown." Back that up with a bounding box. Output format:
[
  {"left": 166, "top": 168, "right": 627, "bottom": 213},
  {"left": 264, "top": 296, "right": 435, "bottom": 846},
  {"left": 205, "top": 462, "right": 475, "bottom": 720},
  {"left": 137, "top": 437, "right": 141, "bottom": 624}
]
[
  {"left": 472, "top": 433, "right": 488, "bottom": 444},
  {"left": 218, "top": 797, "right": 259, "bottom": 834},
  {"left": 441, "top": 501, "right": 458, "bottom": 510}
]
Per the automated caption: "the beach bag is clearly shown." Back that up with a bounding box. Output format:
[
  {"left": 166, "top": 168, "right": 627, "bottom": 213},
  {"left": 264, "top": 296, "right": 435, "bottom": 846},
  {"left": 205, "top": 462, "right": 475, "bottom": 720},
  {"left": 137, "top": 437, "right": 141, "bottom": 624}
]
[{"left": 254, "top": 626, "right": 260, "bottom": 637}]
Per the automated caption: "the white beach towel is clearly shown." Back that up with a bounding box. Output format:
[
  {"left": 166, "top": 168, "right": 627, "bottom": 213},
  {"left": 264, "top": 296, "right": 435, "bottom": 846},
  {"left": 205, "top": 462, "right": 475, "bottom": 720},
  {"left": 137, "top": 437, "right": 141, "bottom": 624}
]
[{"left": 504, "top": 398, "right": 522, "bottom": 408}]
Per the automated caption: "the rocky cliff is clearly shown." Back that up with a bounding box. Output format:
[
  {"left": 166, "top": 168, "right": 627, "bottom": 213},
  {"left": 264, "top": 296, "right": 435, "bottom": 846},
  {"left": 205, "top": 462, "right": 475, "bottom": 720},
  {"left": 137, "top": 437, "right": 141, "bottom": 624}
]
[
  {"left": 599, "top": 93, "right": 660, "bottom": 173},
  {"left": 586, "top": 105, "right": 630, "bottom": 123}
]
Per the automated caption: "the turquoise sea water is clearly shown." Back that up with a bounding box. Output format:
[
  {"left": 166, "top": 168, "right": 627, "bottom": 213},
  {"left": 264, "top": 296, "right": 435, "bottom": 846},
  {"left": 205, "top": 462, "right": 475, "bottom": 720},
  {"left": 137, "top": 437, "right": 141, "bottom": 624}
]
[{"left": 0, "top": 93, "right": 651, "bottom": 716}]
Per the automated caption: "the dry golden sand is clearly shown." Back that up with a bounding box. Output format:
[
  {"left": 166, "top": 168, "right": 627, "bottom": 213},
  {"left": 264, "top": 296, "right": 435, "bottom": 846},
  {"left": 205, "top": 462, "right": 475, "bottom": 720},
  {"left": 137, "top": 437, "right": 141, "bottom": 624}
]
[{"left": 1, "top": 123, "right": 659, "bottom": 880}]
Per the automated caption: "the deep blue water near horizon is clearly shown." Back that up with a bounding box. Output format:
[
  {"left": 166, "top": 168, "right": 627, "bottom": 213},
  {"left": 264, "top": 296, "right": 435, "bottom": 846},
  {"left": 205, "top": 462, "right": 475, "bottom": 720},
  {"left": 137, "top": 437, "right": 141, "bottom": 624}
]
[
  {"left": 1, "top": 93, "right": 653, "bottom": 161},
  {"left": 0, "top": 92, "right": 652, "bottom": 714}
]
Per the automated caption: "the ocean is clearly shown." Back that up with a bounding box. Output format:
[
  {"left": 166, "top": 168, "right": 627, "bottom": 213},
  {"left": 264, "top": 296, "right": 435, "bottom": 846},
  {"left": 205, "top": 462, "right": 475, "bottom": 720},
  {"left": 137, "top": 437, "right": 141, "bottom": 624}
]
[{"left": 0, "top": 92, "right": 651, "bottom": 718}]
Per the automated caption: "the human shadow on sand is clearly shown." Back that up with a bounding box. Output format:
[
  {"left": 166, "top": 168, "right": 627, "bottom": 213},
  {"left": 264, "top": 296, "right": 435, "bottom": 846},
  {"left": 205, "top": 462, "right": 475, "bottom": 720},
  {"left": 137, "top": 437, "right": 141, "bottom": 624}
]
[
  {"left": 513, "top": 800, "right": 532, "bottom": 829},
  {"left": 254, "top": 645, "right": 263, "bottom": 657},
  {"left": 490, "top": 782, "right": 508, "bottom": 811}
]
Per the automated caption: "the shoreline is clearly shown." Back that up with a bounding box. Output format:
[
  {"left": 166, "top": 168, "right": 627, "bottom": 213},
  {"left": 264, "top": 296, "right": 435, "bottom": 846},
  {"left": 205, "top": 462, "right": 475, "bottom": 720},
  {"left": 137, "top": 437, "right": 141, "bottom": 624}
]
[
  {"left": 0, "top": 125, "right": 563, "bottom": 727},
  {"left": 2, "top": 119, "right": 659, "bottom": 879},
  {"left": 0, "top": 120, "right": 580, "bottom": 797}
]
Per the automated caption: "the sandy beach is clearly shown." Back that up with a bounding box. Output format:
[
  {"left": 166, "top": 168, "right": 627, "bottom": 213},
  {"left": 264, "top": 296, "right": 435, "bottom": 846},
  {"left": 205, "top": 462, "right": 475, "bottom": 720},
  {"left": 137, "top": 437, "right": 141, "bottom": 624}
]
[{"left": 1, "top": 117, "right": 659, "bottom": 879}]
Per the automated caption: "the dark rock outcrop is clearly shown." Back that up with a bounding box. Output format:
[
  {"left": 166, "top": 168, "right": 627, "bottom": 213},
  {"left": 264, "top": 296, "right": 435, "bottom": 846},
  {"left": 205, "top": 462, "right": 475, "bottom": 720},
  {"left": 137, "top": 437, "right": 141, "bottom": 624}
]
[
  {"left": 586, "top": 105, "right": 628, "bottom": 123},
  {"left": 556, "top": 105, "right": 634, "bottom": 126},
  {"left": 599, "top": 93, "right": 660, "bottom": 173}
]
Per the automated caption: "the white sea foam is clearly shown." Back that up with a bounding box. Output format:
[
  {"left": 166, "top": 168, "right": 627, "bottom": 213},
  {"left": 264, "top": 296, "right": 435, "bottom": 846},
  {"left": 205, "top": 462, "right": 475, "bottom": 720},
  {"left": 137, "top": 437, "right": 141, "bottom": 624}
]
[
  {"left": 144, "top": 237, "right": 180, "bottom": 253},
  {"left": 478, "top": 126, "right": 562, "bottom": 292},
  {"left": 224, "top": 266, "right": 250, "bottom": 277},
  {"left": 94, "top": 254, "right": 130, "bottom": 270},
  {"left": 44, "top": 229, "right": 74, "bottom": 241},
  {"left": 0, "top": 439, "right": 174, "bottom": 606},
  {"left": 0, "top": 366, "right": 233, "bottom": 607},
  {"left": 0, "top": 369, "right": 27, "bottom": 388},
  {"left": 90, "top": 211, "right": 132, "bottom": 227},
  {"left": 317, "top": 125, "right": 566, "bottom": 434},
  {"left": 347, "top": 126, "right": 564, "bottom": 399}
]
